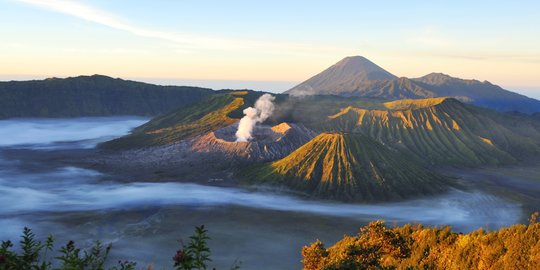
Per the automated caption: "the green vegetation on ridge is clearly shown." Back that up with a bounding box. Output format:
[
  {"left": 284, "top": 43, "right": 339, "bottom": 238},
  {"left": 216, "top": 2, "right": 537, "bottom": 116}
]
[
  {"left": 101, "top": 90, "right": 289, "bottom": 149},
  {"left": 0, "top": 226, "right": 239, "bottom": 270},
  {"left": 101, "top": 93, "right": 245, "bottom": 149}
]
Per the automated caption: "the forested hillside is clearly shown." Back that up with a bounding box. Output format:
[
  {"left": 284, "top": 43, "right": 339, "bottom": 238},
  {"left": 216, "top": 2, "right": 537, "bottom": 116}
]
[{"left": 0, "top": 75, "right": 213, "bottom": 118}]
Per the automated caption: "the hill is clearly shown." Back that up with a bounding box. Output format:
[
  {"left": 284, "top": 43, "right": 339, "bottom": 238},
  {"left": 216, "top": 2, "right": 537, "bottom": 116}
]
[
  {"left": 239, "top": 132, "right": 449, "bottom": 202},
  {"left": 100, "top": 90, "right": 294, "bottom": 150},
  {"left": 102, "top": 94, "right": 540, "bottom": 168},
  {"left": 0, "top": 75, "right": 214, "bottom": 118},
  {"left": 302, "top": 217, "right": 540, "bottom": 270},
  {"left": 413, "top": 72, "right": 540, "bottom": 113},
  {"left": 286, "top": 56, "right": 540, "bottom": 113},
  {"left": 100, "top": 92, "right": 247, "bottom": 149},
  {"left": 319, "top": 97, "right": 540, "bottom": 166}
]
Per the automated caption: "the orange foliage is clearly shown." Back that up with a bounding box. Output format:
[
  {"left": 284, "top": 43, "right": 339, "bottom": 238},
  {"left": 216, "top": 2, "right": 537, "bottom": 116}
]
[{"left": 302, "top": 213, "right": 540, "bottom": 270}]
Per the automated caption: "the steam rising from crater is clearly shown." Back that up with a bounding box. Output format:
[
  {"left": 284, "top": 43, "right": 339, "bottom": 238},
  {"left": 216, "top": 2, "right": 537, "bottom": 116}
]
[{"left": 236, "top": 94, "right": 275, "bottom": 142}]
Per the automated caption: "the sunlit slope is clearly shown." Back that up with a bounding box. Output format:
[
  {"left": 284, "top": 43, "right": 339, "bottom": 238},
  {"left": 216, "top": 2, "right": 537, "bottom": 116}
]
[
  {"left": 242, "top": 133, "right": 449, "bottom": 202},
  {"left": 100, "top": 93, "right": 246, "bottom": 149},
  {"left": 320, "top": 98, "right": 540, "bottom": 166}
]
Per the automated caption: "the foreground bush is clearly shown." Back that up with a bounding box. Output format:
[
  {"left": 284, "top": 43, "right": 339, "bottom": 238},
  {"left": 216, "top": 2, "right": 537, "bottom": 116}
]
[
  {"left": 0, "top": 227, "right": 136, "bottom": 270},
  {"left": 0, "top": 225, "right": 239, "bottom": 270},
  {"left": 302, "top": 212, "right": 540, "bottom": 270}
]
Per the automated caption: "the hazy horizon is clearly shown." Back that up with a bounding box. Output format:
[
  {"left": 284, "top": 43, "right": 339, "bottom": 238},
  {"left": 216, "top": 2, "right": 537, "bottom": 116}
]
[
  {"left": 1, "top": 73, "right": 539, "bottom": 100},
  {"left": 1, "top": 0, "right": 539, "bottom": 99}
]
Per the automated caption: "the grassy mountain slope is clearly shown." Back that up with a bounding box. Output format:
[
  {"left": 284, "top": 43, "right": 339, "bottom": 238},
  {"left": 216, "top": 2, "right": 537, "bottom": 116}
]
[
  {"left": 0, "top": 75, "right": 213, "bottom": 118},
  {"left": 99, "top": 91, "right": 271, "bottom": 149},
  {"left": 269, "top": 95, "right": 388, "bottom": 126},
  {"left": 319, "top": 98, "right": 540, "bottom": 166},
  {"left": 240, "top": 133, "right": 449, "bottom": 202}
]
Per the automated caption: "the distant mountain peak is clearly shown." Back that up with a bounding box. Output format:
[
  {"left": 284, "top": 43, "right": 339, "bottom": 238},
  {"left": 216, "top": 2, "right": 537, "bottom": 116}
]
[
  {"left": 285, "top": 55, "right": 540, "bottom": 113},
  {"left": 424, "top": 72, "right": 453, "bottom": 79},
  {"left": 79, "top": 74, "right": 116, "bottom": 80},
  {"left": 334, "top": 56, "right": 387, "bottom": 72},
  {"left": 286, "top": 56, "right": 396, "bottom": 96},
  {"left": 414, "top": 73, "right": 460, "bottom": 85},
  {"left": 89, "top": 74, "right": 113, "bottom": 78},
  {"left": 329, "top": 55, "right": 396, "bottom": 80},
  {"left": 414, "top": 72, "right": 488, "bottom": 86},
  {"left": 427, "top": 72, "right": 451, "bottom": 77}
]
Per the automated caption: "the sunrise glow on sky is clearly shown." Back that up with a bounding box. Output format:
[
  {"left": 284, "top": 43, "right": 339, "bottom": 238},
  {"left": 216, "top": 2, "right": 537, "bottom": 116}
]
[{"left": 1, "top": 0, "right": 539, "bottom": 98}]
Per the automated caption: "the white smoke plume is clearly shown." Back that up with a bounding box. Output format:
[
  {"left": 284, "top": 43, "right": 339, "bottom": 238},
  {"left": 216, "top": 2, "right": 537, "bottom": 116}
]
[{"left": 235, "top": 94, "right": 275, "bottom": 142}]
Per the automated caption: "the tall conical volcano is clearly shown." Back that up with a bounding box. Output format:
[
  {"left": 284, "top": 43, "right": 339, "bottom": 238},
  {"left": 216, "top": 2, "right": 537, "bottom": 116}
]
[
  {"left": 240, "top": 132, "right": 449, "bottom": 202},
  {"left": 286, "top": 56, "right": 397, "bottom": 96}
]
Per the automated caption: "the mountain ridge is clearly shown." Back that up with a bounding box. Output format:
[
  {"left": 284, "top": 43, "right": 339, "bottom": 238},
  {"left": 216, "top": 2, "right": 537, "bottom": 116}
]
[
  {"left": 98, "top": 93, "right": 540, "bottom": 201},
  {"left": 286, "top": 56, "right": 540, "bottom": 113},
  {"left": 0, "top": 74, "right": 214, "bottom": 118},
  {"left": 100, "top": 93, "right": 244, "bottom": 149},
  {"left": 317, "top": 97, "right": 540, "bottom": 166}
]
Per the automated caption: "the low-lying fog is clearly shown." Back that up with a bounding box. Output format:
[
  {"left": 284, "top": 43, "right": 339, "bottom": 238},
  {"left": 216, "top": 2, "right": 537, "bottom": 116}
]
[
  {"left": 0, "top": 117, "right": 148, "bottom": 148},
  {"left": 0, "top": 117, "right": 533, "bottom": 269},
  {"left": 0, "top": 165, "right": 520, "bottom": 229}
]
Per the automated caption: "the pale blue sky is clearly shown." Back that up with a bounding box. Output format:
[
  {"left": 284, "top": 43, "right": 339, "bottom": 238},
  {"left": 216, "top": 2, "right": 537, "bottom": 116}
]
[{"left": 1, "top": 0, "right": 539, "bottom": 98}]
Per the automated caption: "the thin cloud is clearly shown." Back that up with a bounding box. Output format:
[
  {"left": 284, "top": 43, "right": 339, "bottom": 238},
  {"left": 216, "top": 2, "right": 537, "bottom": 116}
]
[
  {"left": 419, "top": 51, "right": 540, "bottom": 64},
  {"left": 15, "top": 0, "right": 345, "bottom": 54},
  {"left": 406, "top": 26, "right": 454, "bottom": 49},
  {"left": 404, "top": 26, "right": 540, "bottom": 64}
]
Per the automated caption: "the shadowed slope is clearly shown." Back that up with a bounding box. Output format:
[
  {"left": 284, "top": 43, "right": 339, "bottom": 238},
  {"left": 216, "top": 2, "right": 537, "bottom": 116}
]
[
  {"left": 413, "top": 73, "right": 540, "bottom": 113},
  {"left": 241, "top": 133, "right": 449, "bottom": 202},
  {"left": 0, "top": 75, "right": 213, "bottom": 118}
]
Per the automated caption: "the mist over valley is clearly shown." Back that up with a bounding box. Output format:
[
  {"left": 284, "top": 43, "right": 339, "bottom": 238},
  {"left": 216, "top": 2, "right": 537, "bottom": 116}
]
[{"left": 1, "top": 51, "right": 540, "bottom": 270}]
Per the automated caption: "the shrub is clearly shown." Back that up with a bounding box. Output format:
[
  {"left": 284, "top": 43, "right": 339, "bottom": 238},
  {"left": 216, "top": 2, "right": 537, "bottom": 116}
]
[
  {"left": 0, "top": 226, "right": 240, "bottom": 270},
  {"left": 302, "top": 212, "right": 540, "bottom": 270}
]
